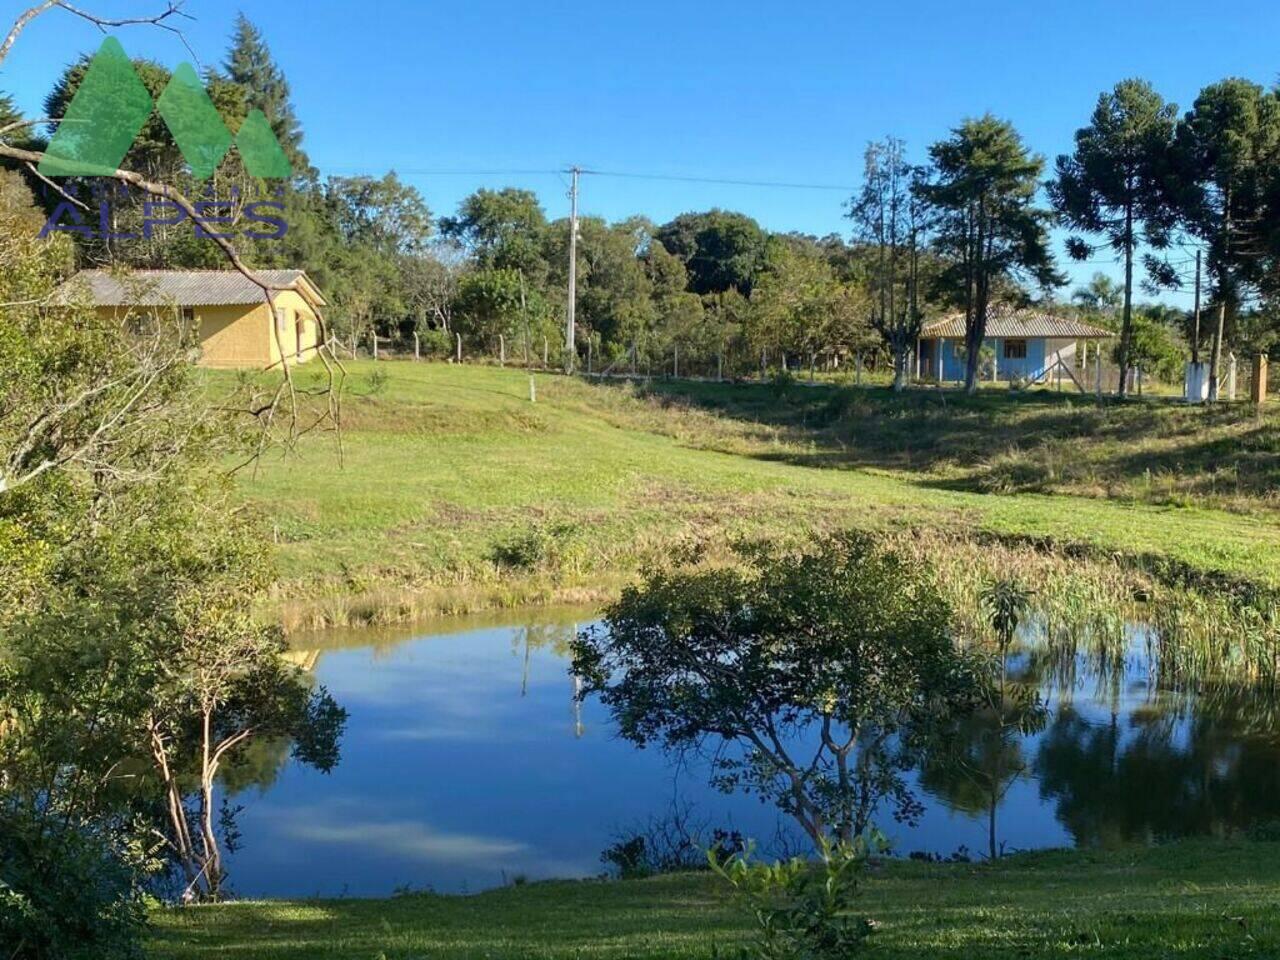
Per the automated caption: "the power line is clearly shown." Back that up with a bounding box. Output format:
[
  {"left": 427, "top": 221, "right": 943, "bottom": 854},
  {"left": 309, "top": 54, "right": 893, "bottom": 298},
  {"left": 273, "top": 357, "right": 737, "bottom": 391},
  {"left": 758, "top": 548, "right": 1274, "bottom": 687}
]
[
  {"left": 330, "top": 165, "right": 859, "bottom": 192},
  {"left": 581, "top": 168, "right": 858, "bottom": 192}
]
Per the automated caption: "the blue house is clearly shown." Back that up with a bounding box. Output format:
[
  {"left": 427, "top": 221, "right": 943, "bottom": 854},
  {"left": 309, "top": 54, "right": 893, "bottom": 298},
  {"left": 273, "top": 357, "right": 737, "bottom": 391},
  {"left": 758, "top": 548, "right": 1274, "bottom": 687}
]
[{"left": 916, "top": 309, "right": 1112, "bottom": 386}]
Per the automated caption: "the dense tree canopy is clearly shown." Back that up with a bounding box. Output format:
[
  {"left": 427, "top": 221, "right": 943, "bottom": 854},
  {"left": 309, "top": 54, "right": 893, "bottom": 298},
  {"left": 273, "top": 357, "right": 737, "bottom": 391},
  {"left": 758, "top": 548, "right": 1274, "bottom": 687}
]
[{"left": 26, "top": 14, "right": 1280, "bottom": 387}]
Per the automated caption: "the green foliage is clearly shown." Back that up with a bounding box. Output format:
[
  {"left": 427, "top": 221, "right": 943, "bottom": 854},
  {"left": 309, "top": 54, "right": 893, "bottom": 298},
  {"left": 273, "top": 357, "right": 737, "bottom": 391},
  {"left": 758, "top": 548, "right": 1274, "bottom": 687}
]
[
  {"left": 655, "top": 209, "right": 767, "bottom": 296},
  {"left": 919, "top": 115, "right": 1061, "bottom": 392},
  {"left": 708, "top": 835, "right": 882, "bottom": 959},
  {"left": 847, "top": 138, "right": 933, "bottom": 388},
  {"left": 440, "top": 187, "right": 549, "bottom": 280},
  {"left": 364, "top": 366, "right": 390, "bottom": 395},
  {"left": 980, "top": 578, "right": 1032, "bottom": 648},
  {"left": 453, "top": 267, "right": 547, "bottom": 352},
  {"left": 0, "top": 173, "right": 344, "bottom": 903},
  {"left": 0, "top": 809, "right": 149, "bottom": 960},
  {"left": 1052, "top": 79, "right": 1178, "bottom": 395},
  {"left": 748, "top": 237, "right": 869, "bottom": 364},
  {"left": 1119, "top": 306, "right": 1186, "bottom": 383}
]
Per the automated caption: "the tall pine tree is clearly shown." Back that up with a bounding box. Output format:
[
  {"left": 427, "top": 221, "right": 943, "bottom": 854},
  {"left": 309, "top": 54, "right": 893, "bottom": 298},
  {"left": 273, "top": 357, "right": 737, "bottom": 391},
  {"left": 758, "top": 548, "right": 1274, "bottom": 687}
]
[{"left": 222, "top": 14, "right": 311, "bottom": 177}]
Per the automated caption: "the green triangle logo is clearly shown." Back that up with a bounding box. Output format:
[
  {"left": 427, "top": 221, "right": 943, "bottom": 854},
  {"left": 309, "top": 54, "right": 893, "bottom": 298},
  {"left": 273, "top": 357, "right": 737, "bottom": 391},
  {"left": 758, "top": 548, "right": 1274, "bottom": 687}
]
[
  {"left": 39, "top": 37, "right": 153, "bottom": 176},
  {"left": 39, "top": 37, "right": 293, "bottom": 179},
  {"left": 155, "top": 62, "right": 232, "bottom": 180},
  {"left": 235, "top": 110, "right": 292, "bottom": 179}
]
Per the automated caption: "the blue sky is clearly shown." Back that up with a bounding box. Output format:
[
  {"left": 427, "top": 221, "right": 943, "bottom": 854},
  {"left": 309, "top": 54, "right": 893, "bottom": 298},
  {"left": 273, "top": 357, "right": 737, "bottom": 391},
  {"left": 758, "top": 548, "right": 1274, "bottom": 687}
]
[{"left": 5, "top": 0, "right": 1280, "bottom": 301}]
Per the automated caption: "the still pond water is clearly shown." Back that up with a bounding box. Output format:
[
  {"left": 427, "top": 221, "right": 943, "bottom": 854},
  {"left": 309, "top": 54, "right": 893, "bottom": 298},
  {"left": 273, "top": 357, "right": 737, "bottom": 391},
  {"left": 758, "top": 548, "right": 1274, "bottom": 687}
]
[{"left": 226, "top": 609, "right": 1280, "bottom": 897}]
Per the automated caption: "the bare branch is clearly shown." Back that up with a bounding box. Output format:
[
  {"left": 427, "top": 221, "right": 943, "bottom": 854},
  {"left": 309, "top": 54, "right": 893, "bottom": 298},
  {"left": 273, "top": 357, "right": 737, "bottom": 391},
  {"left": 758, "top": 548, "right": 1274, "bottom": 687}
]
[
  {"left": 24, "top": 160, "right": 89, "bottom": 210},
  {"left": 0, "top": 1, "right": 193, "bottom": 70}
]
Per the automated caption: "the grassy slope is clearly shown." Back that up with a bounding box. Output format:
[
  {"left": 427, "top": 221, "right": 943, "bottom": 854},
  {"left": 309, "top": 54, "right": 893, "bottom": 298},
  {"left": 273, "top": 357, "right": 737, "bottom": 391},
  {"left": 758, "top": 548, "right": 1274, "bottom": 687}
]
[
  {"left": 152, "top": 840, "right": 1280, "bottom": 959},
  {"left": 220, "top": 362, "right": 1280, "bottom": 626}
]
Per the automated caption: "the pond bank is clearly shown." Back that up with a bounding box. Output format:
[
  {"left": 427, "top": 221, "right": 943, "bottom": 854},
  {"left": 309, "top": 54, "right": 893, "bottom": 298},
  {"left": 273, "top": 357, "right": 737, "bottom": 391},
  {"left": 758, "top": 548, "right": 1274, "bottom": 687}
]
[
  {"left": 222, "top": 364, "right": 1280, "bottom": 634},
  {"left": 150, "top": 838, "right": 1280, "bottom": 959}
]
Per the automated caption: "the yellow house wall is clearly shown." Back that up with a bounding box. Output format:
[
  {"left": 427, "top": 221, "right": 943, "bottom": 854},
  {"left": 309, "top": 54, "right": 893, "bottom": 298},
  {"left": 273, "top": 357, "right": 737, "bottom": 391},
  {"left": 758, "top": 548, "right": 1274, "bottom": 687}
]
[
  {"left": 96, "top": 293, "right": 321, "bottom": 369},
  {"left": 265, "top": 290, "right": 321, "bottom": 367},
  {"left": 200, "top": 303, "right": 272, "bottom": 367}
]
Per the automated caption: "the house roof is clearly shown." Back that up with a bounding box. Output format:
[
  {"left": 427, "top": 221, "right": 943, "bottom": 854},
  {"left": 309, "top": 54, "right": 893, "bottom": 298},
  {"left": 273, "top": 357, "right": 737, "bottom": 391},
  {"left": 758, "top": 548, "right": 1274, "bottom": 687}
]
[
  {"left": 921, "top": 308, "right": 1113, "bottom": 340},
  {"left": 55, "top": 269, "right": 327, "bottom": 309}
]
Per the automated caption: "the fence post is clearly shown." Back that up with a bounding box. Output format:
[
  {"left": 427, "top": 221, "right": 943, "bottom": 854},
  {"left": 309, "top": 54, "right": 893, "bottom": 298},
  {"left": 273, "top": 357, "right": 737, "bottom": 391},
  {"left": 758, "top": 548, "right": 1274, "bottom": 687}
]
[
  {"left": 717, "top": 352, "right": 723, "bottom": 383},
  {"left": 373, "top": 333, "right": 379, "bottom": 361},
  {"left": 455, "top": 332, "right": 462, "bottom": 363},
  {"left": 1251, "top": 354, "right": 1268, "bottom": 405},
  {"left": 673, "top": 344, "right": 679, "bottom": 379},
  {"left": 350, "top": 332, "right": 356, "bottom": 358},
  {"left": 1095, "top": 352, "right": 1102, "bottom": 398},
  {"left": 856, "top": 353, "right": 863, "bottom": 386},
  {"left": 499, "top": 334, "right": 505, "bottom": 367},
  {"left": 543, "top": 337, "right": 548, "bottom": 369},
  {"left": 1227, "top": 353, "right": 1238, "bottom": 400},
  {"left": 587, "top": 337, "right": 593, "bottom": 375},
  {"left": 414, "top": 332, "right": 420, "bottom": 361}
]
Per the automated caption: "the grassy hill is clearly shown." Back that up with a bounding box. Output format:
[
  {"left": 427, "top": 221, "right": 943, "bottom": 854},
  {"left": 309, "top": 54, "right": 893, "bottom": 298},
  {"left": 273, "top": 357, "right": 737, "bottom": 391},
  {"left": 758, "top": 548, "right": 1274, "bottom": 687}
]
[
  {"left": 216, "top": 362, "right": 1280, "bottom": 629},
  {"left": 151, "top": 840, "right": 1280, "bottom": 959}
]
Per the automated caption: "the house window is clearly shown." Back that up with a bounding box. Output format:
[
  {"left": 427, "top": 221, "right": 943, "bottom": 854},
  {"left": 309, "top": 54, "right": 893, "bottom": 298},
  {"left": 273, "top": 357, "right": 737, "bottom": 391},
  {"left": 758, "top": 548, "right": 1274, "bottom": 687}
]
[
  {"left": 1003, "top": 339, "right": 1028, "bottom": 360},
  {"left": 181, "top": 306, "right": 195, "bottom": 326}
]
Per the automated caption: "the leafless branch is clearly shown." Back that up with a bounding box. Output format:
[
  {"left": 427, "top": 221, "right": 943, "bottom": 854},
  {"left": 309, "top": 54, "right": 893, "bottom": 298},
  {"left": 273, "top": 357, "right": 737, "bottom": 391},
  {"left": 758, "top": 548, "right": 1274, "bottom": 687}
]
[
  {"left": 24, "top": 160, "right": 89, "bottom": 210},
  {"left": 0, "top": 1, "right": 193, "bottom": 70}
]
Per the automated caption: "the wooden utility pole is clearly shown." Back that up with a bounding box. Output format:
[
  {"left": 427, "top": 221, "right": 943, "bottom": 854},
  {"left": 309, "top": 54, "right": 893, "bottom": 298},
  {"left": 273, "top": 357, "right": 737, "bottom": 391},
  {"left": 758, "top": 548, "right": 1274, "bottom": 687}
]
[{"left": 565, "top": 166, "right": 580, "bottom": 374}]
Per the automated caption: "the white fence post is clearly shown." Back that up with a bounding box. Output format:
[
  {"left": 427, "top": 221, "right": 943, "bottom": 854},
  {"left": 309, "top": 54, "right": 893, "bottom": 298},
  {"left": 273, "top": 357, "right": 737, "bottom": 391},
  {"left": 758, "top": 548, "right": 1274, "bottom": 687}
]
[
  {"left": 499, "top": 334, "right": 505, "bottom": 367},
  {"left": 414, "top": 332, "right": 420, "bottom": 361},
  {"left": 455, "top": 332, "right": 462, "bottom": 363}
]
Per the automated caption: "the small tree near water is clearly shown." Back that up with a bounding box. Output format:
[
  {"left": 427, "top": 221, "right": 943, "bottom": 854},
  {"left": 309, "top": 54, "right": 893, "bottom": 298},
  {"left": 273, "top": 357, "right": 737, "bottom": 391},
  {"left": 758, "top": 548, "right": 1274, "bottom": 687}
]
[{"left": 572, "top": 532, "right": 982, "bottom": 848}]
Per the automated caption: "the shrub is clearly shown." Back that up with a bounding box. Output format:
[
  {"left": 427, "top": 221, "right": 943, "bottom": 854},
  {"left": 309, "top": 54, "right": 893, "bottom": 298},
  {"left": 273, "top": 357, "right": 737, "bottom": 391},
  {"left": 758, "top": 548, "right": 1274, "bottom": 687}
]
[
  {"left": 417, "top": 328, "right": 454, "bottom": 358},
  {"left": 490, "top": 521, "right": 579, "bottom": 572},
  {"left": 365, "top": 367, "right": 390, "bottom": 396},
  {"left": 709, "top": 834, "right": 883, "bottom": 959},
  {"left": 0, "top": 811, "right": 148, "bottom": 960}
]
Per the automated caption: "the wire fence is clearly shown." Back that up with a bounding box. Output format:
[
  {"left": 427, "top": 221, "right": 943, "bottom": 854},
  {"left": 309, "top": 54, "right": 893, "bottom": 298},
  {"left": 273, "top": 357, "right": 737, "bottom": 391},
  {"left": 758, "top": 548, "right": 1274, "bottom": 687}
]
[{"left": 334, "top": 330, "right": 1277, "bottom": 404}]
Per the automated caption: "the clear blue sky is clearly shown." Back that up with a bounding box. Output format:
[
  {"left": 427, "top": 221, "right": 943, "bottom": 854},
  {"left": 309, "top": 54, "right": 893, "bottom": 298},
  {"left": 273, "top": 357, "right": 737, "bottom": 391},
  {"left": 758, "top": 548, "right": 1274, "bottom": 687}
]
[{"left": 5, "top": 0, "right": 1280, "bottom": 301}]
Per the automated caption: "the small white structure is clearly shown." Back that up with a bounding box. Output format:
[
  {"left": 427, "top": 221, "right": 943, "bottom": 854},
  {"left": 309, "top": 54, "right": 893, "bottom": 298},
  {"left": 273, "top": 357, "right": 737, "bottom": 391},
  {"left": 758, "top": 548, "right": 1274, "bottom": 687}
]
[{"left": 1184, "top": 362, "right": 1210, "bottom": 403}]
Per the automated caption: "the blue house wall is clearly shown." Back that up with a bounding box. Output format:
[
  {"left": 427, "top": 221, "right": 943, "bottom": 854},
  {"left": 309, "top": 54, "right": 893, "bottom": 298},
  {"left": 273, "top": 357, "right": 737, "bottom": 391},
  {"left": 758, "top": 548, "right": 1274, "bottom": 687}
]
[{"left": 937, "top": 337, "right": 1047, "bottom": 380}]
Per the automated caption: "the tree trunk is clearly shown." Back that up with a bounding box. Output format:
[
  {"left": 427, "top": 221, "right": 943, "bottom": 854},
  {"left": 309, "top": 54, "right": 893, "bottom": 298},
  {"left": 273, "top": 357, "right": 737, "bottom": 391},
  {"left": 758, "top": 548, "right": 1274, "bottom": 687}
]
[
  {"left": 988, "top": 787, "right": 999, "bottom": 860},
  {"left": 963, "top": 320, "right": 983, "bottom": 394},
  {"left": 1116, "top": 205, "right": 1135, "bottom": 399},
  {"left": 1208, "top": 301, "right": 1225, "bottom": 402}
]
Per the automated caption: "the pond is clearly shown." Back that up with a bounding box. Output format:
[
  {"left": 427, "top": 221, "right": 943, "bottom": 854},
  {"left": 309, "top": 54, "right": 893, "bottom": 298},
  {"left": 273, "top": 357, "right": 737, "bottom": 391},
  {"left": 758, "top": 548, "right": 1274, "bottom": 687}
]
[{"left": 224, "top": 609, "right": 1280, "bottom": 898}]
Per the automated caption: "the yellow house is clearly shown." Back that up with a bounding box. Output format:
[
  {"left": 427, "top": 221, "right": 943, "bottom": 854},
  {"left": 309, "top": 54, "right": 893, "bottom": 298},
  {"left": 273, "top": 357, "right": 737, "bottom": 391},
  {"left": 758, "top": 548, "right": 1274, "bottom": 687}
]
[{"left": 57, "top": 269, "right": 327, "bottom": 369}]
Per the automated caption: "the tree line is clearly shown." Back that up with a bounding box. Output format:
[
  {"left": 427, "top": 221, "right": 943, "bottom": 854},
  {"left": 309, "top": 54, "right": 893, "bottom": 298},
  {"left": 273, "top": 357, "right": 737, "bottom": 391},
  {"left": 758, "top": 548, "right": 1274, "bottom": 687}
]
[{"left": 9, "top": 19, "right": 1280, "bottom": 396}]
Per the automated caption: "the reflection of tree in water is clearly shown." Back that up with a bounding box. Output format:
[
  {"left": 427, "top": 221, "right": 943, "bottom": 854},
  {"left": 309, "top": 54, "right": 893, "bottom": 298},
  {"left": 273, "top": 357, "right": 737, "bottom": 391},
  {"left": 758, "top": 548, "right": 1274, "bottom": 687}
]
[
  {"left": 920, "top": 701, "right": 1038, "bottom": 859},
  {"left": 1035, "top": 692, "right": 1280, "bottom": 845}
]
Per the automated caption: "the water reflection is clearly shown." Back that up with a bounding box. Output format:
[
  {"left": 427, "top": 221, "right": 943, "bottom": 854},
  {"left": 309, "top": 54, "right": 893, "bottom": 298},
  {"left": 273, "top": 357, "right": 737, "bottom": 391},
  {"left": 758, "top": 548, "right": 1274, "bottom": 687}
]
[{"left": 222, "top": 610, "right": 1280, "bottom": 897}]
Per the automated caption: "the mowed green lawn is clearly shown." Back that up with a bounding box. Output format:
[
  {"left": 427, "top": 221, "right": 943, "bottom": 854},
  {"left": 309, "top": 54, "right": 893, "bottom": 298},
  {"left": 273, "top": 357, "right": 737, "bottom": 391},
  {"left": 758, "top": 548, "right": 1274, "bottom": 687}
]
[
  {"left": 217, "top": 361, "right": 1280, "bottom": 625},
  {"left": 151, "top": 840, "right": 1280, "bottom": 959}
]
